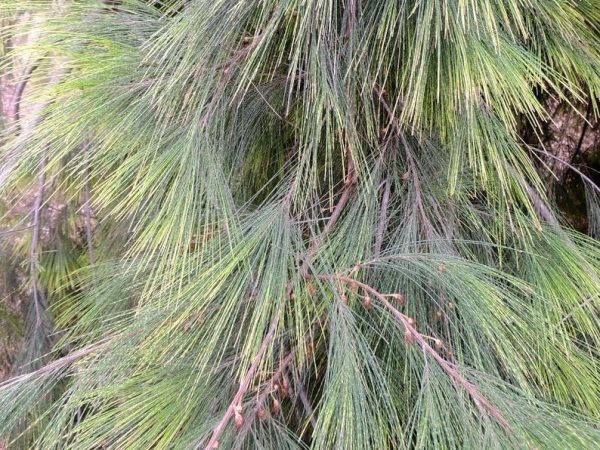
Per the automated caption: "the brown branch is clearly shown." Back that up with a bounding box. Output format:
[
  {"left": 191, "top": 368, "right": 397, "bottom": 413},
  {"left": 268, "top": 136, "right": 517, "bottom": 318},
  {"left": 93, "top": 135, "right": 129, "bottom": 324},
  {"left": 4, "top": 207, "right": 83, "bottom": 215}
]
[
  {"left": 13, "top": 62, "right": 38, "bottom": 130},
  {"left": 344, "top": 0, "right": 358, "bottom": 40},
  {"left": 1, "top": 338, "right": 111, "bottom": 391},
  {"left": 229, "top": 307, "right": 329, "bottom": 449},
  {"left": 0, "top": 65, "right": 69, "bottom": 187},
  {"left": 82, "top": 140, "right": 95, "bottom": 264},
  {"left": 322, "top": 147, "right": 358, "bottom": 238},
  {"left": 30, "top": 154, "right": 48, "bottom": 334},
  {"left": 302, "top": 146, "right": 357, "bottom": 274},
  {"left": 572, "top": 103, "right": 593, "bottom": 164},
  {"left": 521, "top": 178, "right": 561, "bottom": 229},
  {"left": 203, "top": 315, "right": 281, "bottom": 450},
  {"left": 282, "top": 142, "right": 300, "bottom": 205},
  {"left": 374, "top": 87, "right": 432, "bottom": 236},
  {"left": 373, "top": 177, "right": 391, "bottom": 258},
  {"left": 231, "top": 352, "right": 294, "bottom": 450},
  {"left": 292, "top": 369, "right": 317, "bottom": 429},
  {"left": 327, "top": 275, "right": 513, "bottom": 432},
  {"left": 527, "top": 144, "right": 600, "bottom": 196},
  {"left": 507, "top": 166, "right": 562, "bottom": 233},
  {"left": 205, "top": 286, "right": 325, "bottom": 447}
]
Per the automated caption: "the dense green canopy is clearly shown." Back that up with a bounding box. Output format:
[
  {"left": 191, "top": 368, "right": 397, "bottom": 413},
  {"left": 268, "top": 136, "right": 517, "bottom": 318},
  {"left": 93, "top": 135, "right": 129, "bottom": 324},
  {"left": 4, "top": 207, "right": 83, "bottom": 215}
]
[{"left": 0, "top": 0, "right": 599, "bottom": 448}]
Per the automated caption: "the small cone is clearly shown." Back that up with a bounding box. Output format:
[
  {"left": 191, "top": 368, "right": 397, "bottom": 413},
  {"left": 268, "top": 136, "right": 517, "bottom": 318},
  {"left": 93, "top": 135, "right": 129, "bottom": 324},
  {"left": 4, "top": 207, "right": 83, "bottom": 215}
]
[
  {"left": 393, "top": 293, "right": 406, "bottom": 305},
  {"left": 272, "top": 398, "right": 281, "bottom": 414},
  {"left": 257, "top": 407, "right": 268, "bottom": 421},
  {"left": 234, "top": 412, "right": 244, "bottom": 429}
]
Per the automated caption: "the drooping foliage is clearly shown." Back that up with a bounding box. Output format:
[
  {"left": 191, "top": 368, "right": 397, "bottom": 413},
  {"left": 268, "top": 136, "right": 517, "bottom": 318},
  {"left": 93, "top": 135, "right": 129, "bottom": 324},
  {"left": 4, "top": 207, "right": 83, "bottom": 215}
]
[{"left": 0, "top": 0, "right": 599, "bottom": 448}]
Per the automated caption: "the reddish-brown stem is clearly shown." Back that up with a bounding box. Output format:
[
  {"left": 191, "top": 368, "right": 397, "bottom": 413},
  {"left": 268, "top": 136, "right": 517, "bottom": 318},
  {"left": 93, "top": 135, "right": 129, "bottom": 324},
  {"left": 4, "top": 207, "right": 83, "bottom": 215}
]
[
  {"left": 203, "top": 315, "right": 280, "bottom": 450},
  {"left": 293, "top": 370, "right": 317, "bottom": 429},
  {"left": 302, "top": 147, "right": 357, "bottom": 274},
  {"left": 232, "top": 352, "right": 294, "bottom": 450},
  {"left": 327, "top": 275, "right": 512, "bottom": 432}
]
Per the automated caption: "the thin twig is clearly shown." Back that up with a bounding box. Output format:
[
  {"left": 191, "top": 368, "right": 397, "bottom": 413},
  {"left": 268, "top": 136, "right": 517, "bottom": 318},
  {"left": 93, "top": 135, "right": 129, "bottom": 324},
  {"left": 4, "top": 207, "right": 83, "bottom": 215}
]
[
  {"left": 527, "top": 145, "right": 600, "bottom": 196},
  {"left": 327, "top": 275, "right": 513, "bottom": 432},
  {"left": 322, "top": 147, "right": 358, "bottom": 238},
  {"left": 30, "top": 153, "right": 48, "bottom": 334},
  {"left": 82, "top": 140, "right": 95, "bottom": 265},
  {"left": 13, "top": 62, "right": 38, "bottom": 130},
  {"left": 0, "top": 225, "right": 34, "bottom": 237},
  {"left": 0, "top": 65, "right": 69, "bottom": 188},
  {"left": 521, "top": 177, "right": 561, "bottom": 229},
  {"left": 556, "top": 293, "right": 600, "bottom": 328},
  {"left": 374, "top": 87, "right": 432, "bottom": 236},
  {"left": 570, "top": 103, "right": 592, "bottom": 168},
  {"left": 302, "top": 146, "right": 357, "bottom": 273},
  {"left": 373, "top": 177, "right": 391, "bottom": 258},
  {"left": 508, "top": 166, "right": 562, "bottom": 231},
  {"left": 202, "top": 315, "right": 281, "bottom": 450},
  {"left": 1, "top": 338, "right": 111, "bottom": 391},
  {"left": 344, "top": 0, "right": 357, "bottom": 40},
  {"left": 293, "top": 370, "right": 317, "bottom": 429},
  {"left": 231, "top": 353, "right": 295, "bottom": 450}
]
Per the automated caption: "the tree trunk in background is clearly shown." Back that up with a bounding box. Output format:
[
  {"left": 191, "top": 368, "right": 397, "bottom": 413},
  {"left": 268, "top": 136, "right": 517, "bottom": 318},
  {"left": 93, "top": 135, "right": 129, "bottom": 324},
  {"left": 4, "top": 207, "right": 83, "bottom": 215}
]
[
  {"left": 0, "top": 12, "right": 36, "bottom": 381},
  {"left": 536, "top": 99, "right": 600, "bottom": 231}
]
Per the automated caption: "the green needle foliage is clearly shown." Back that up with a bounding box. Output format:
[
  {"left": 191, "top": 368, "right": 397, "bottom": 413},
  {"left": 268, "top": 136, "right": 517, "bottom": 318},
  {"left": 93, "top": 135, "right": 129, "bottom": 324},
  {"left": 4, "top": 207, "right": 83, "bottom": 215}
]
[{"left": 0, "top": 0, "right": 599, "bottom": 448}]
